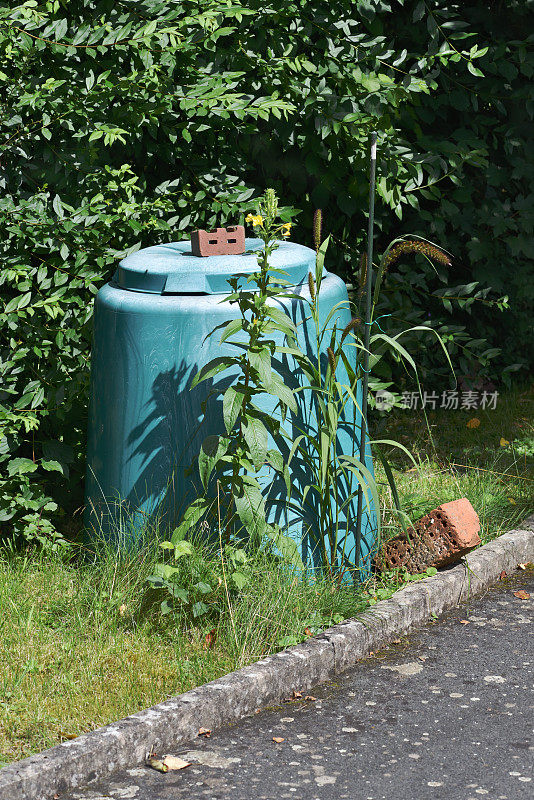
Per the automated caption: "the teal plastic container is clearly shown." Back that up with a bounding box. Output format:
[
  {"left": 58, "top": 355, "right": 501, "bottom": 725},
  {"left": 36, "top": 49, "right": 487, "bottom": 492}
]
[{"left": 85, "top": 239, "right": 377, "bottom": 571}]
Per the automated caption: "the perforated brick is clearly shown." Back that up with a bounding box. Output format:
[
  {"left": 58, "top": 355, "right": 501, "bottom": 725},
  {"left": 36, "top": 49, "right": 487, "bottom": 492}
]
[
  {"left": 190, "top": 225, "right": 245, "bottom": 257},
  {"left": 377, "top": 498, "right": 481, "bottom": 574}
]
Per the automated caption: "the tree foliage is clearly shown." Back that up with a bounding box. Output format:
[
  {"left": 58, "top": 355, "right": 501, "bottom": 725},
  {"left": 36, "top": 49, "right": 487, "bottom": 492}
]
[{"left": 0, "top": 0, "right": 531, "bottom": 542}]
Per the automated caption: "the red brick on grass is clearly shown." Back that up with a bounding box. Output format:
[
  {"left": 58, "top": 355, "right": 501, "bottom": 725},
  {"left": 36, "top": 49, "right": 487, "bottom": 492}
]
[
  {"left": 191, "top": 225, "right": 245, "bottom": 257},
  {"left": 378, "top": 498, "right": 481, "bottom": 574}
]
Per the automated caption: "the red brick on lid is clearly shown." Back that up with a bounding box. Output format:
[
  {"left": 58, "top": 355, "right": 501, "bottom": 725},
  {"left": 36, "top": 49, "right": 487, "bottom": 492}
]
[
  {"left": 190, "top": 225, "right": 245, "bottom": 257},
  {"left": 376, "top": 497, "right": 481, "bottom": 574}
]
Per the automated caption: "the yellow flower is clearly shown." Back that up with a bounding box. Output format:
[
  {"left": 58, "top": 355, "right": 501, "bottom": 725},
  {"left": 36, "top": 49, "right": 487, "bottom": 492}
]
[
  {"left": 245, "top": 213, "right": 263, "bottom": 227},
  {"left": 281, "top": 222, "right": 292, "bottom": 237},
  {"left": 500, "top": 437, "right": 510, "bottom": 447}
]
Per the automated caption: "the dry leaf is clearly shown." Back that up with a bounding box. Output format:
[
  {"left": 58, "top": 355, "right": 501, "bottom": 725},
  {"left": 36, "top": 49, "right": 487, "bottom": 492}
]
[
  {"left": 198, "top": 727, "right": 211, "bottom": 737},
  {"left": 283, "top": 689, "right": 304, "bottom": 702},
  {"left": 304, "top": 695, "right": 317, "bottom": 702},
  {"left": 162, "top": 756, "right": 191, "bottom": 771},
  {"left": 272, "top": 737, "right": 285, "bottom": 743},
  {"left": 147, "top": 757, "right": 168, "bottom": 773},
  {"left": 499, "top": 570, "right": 507, "bottom": 580},
  {"left": 203, "top": 629, "right": 217, "bottom": 649},
  {"left": 59, "top": 732, "right": 77, "bottom": 740},
  {"left": 518, "top": 563, "right": 527, "bottom": 570},
  {"left": 459, "top": 619, "right": 470, "bottom": 625},
  {"left": 513, "top": 590, "right": 530, "bottom": 600},
  {"left": 304, "top": 628, "right": 313, "bottom": 637},
  {"left": 466, "top": 417, "right": 480, "bottom": 429}
]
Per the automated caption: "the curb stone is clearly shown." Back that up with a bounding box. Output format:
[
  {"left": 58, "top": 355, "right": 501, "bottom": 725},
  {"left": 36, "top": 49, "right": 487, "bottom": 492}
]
[{"left": 1, "top": 518, "right": 533, "bottom": 800}]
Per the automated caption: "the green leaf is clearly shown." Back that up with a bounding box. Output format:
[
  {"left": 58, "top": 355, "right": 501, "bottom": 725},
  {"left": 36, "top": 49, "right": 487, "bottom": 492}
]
[
  {"left": 231, "top": 570, "right": 248, "bottom": 590},
  {"left": 192, "top": 601, "right": 209, "bottom": 618},
  {"left": 223, "top": 385, "right": 245, "bottom": 433},
  {"left": 264, "top": 306, "right": 296, "bottom": 334},
  {"left": 220, "top": 317, "right": 244, "bottom": 343},
  {"left": 243, "top": 417, "right": 268, "bottom": 469},
  {"left": 174, "top": 540, "right": 194, "bottom": 559},
  {"left": 7, "top": 458, "right": 37, "bottom": 477},
  {"left": 467, "top": 62, "right": 484, "bottom": 78},
  {"left": 234, "top": 480, "right": 266, "bottom": 539},
  {"left": 198, "top": 434, "right": 229, "bottom": 490},
  {"left": 266, "top": 449, "right": 284, "bottom": 472},
  {"left": 159, "top": 600, "right": 173, "bottom": 615},
  {"left": 413, "top": 2, "right": 425, "bottom": 22},
  {"left": 52, "top": 195, "right": 64, "bottom": 218},
  {"left": 194, "top": 581, "right": 212, "bottom": 595},
  {"left": 264, "top": 375, "right": 298, "bottom": 414},
  {"left": 172, "top": 498, "right": 211, "bottom": 542},
  {"left": 265, "top": 524, "right": 304, "bottom": 570},
  {"left": 41, "top": 459, "right": 64, "bottom": 474},
  {"left": 248, "top": 347, "right": 272, "bottom": 387},
  {"left": 191, "top": 356, "right": 235, "bottom": 388}
]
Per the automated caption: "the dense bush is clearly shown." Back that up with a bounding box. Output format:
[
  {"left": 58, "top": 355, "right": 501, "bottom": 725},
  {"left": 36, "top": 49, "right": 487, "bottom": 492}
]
[{"left": 0, "top": 0, "right": 532, "bottom": 542}]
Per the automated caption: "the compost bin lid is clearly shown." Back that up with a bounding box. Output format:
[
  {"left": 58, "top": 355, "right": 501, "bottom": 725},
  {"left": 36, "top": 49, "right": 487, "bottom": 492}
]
[{"left": 114, "top": 238, "right": 318, "bottom": 295}]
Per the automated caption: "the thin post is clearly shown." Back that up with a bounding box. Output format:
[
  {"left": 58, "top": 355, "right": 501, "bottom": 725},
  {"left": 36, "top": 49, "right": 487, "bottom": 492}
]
[{"left": 354, "top": 131, "right": 377, "bottom": 577}]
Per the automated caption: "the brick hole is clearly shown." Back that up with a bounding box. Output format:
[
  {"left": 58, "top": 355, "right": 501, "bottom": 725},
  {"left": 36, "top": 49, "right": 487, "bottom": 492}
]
[
  {"left": 227, "top": 238, "right": 237, "bottom": 243},
  {"left": 209, "top": 239, "right": 217, "bottom": 244}
]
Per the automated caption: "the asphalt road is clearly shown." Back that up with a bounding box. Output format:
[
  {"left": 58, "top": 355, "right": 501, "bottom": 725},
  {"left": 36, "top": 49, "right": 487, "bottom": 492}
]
[{"left": 62, "top": 570, "right": 534, "bottom": 800}]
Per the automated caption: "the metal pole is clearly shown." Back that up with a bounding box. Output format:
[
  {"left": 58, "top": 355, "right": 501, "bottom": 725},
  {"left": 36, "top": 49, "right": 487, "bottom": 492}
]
[{"left": 354, "top": 131, "right": 377, "bottom": 578}]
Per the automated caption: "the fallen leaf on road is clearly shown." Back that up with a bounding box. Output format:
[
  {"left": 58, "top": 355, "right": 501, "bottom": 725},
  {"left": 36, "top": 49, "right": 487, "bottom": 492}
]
[
  {"left": 163, "top": 756, "right": 191, "bottom": 771},
  {"left": 499, "top": 570, "right": 507, "bottom": 580},
  {"left": 198, "top": 727, "right": 211, "bottom": 737},
  {"left": 283, "top": 689, "right": 304, "bottom": 702},
  {"left": 147, "top": 757, "right": 168, "bottom": 773},
  {"left": 513, "top": 590, "right": 530, "bottom": 600},
  {"left": 305, "top": 695, "right": 316, "bottom": 702},
  {"left": 459, "top": 620, "right": 470, "bottom": 625},
  {"left": 272, "top": 737, "right": 285, "bottom": 743}
]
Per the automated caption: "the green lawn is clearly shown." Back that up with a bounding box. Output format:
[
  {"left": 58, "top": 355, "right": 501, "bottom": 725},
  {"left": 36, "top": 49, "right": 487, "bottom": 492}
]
[{"left": 0, "top": 386, "right": 532, "bottom": 765}]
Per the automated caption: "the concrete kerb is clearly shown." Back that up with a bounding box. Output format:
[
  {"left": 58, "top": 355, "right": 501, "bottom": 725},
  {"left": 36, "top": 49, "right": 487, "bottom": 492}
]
[{"left": 1, "top": 518, "right": 533, "bottom": 800}]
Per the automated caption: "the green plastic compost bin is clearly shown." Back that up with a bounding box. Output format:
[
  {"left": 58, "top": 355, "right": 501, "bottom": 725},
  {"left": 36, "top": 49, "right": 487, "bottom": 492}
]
[{"left": 85, "top": 238, "right": 377, "bottom": 572}]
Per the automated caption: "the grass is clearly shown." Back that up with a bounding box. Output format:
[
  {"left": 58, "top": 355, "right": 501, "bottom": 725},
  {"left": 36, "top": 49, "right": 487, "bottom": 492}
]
[
  {"left": 0, "top": 385, "right": 532, "bottom": 766},
  {"left": 378, "top": 383, "right": 534, "bottom": 543}
]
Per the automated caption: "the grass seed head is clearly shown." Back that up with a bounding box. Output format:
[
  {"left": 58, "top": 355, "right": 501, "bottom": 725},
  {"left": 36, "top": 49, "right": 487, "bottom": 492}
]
[
  {"left": 340, "top": 317, "right": 361, "bottom": 343},
  {"left": 327, "top": 346, "right": 337, "bottom": 375},
  {"left": 308, "top": 271, "right": 316, "bottom": 300},
  {"left": 382, "top": 239, "right": 451, "bottom": 270},
  {"left": 313, "top": 209, "right": 322, "bottom": 252}
]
